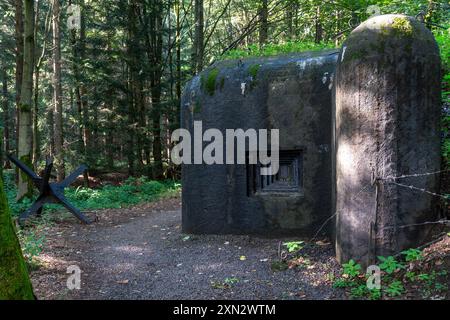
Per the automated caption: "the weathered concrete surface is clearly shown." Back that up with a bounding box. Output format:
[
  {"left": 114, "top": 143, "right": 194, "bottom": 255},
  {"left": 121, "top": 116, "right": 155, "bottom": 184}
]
[
  {"left": 334, "top": 15, "right": 442, "bottom": 266},
  {"left": 182, "top": 50, "right": 338, "bottom": 236}
]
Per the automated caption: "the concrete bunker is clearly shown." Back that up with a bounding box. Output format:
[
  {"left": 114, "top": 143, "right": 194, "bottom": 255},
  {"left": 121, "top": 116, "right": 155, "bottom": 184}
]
[
  {"left": 334, "top": 15, "right": 442, "bottom": 265},
  {"left": 181, "top": 50, "right": 339, "bottom": 236},
  {"left": 181, "top": 14, "right": 442, "bottom": 265}
]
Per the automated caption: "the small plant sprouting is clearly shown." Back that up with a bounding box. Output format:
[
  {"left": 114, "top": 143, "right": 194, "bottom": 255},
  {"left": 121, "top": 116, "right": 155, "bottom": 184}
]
[
  {"left": 342, "top": 259, "right": 362, "bottom": 278},
  {"left": 401, "top": 248, "right": 423, "bottom": 262},
  {"left": 333, "top": 278, "right": 356, "bottom": 289},
  {"left": 224, "top": 277, "right": 239, "bottom": 285},
  {"left": 211, "top": 277, "right": 239, "bottom": 290},
  {"left": 405, "top": 271, "right": 416, "bottom": 282},
  {"left": 378, "top": 256, "right": 404, "bottom": 274},
  {"left": 385, "top": 280, "right": 404, "bottom": 297},
  {"left": 349, "top": 285, "right": 368, "bottom": 298},
  {"left": 283, "top": 241, "right": 304, "bottom": 253}
]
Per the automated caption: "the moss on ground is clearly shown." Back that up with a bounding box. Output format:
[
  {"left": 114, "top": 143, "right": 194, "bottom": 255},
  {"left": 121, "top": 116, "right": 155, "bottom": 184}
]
[{"left": 0, "top": 174, "right": 35, "bottom": 300}]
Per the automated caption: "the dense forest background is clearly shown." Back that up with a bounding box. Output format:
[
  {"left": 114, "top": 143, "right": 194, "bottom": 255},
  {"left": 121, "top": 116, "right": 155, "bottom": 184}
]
[{"left": 0, "top": 0, "right": 448, "bottom": 199}]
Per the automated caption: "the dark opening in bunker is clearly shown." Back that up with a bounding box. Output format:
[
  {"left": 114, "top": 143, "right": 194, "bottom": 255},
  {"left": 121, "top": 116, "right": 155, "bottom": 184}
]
[{"left": 247, "top": 150, "right": 303, "bottom": 196}]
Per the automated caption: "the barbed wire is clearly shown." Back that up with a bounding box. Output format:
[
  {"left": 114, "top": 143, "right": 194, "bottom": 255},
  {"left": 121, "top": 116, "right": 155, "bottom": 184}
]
[
  {"left": 382, "top": 169, "right": 449, "bottom": 181},
  {"left": 378, "top": 219, "right": 450, "bottom": 231},
  {"left": 389, "top": 181, "right": 450, "bottom": 200}
]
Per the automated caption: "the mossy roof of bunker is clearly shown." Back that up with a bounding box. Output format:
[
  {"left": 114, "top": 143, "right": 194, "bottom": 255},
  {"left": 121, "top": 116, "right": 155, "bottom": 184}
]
[
  {"left": 195, "top": 49, "right": 340, "bottom": 97},
  {"left": 196, "top": 49, "right": 339, "bottom": 96},
  {"left": 204, "top": 49, "right": 340, "bottom": 76}
]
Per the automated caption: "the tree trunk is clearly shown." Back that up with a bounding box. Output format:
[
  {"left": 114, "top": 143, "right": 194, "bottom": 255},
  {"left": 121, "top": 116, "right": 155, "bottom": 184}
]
[
  {"left": 17, "top": 0, "right": 35, "bottom": 200},
  {"left": 286, "top": 2, "right": 293, "bottom": 40},
  {"left": 150, "top": 1, "right": 164, "bottom": 180},
  {"left": 0, "top": 173, "right": 35, "bottom": 300},
  {"left": 71, "top": 0, "right": 90, "bottom": 185},
  {"left": 314, "top": 6, "right": 323, "bottom": 44},
  {"left": 192, "top": 0, "right": 204, "bottom": 74},
  {"left": 2, "top": 68, "right": 11, "bottom": 169},
  {"left": 52, "top": 0, "right": 65, "bottom": 181},
  {"left": 258, "top": 0, "right": 268, "bottom": 46},
  {"left": 126, "top": 1, "right": 138, "bottom": 176},
  {"left": 175, "top": 0, "right": 181, "bottom": 127},
  {"left": 32, "top": 68, "right": 39, "bottom": 169},
  {"left": 14, "top": 0, "right": 24, "bottom": 159},
  {"left": 32, "top": 0, "right": 39, "bottom": 169}
]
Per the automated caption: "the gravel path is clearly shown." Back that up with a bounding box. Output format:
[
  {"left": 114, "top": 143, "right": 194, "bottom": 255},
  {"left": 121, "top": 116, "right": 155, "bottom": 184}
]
[{"left": 31, "top": 196, "right": 343, "bottom": 300}]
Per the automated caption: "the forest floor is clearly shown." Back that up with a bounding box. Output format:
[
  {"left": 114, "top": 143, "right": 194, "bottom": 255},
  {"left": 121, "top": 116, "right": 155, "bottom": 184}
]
[{"left": 28, "top": 194, "right": 345, "bottom": 300}]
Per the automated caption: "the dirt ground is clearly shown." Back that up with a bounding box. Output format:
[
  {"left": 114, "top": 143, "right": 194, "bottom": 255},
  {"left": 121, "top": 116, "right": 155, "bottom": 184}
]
[
  {"left": 28, "top": 194, "right": 449, "bottom": 300},
  {"left": 29, "top": 195, "right": 344, "bottom": 300}
]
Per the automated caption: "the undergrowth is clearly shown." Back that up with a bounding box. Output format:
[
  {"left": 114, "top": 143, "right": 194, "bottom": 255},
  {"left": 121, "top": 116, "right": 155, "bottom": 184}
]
[
  {"left": 222, "top": 41, "right": 336, "bottom": 60},
  {"left": 434, "top": 27, "right": 450, "bottom": 167},
  {"left": 333, "top": 247, "right": 449, "bottom": 300},
  {"left": 3, "top": 171, "right": 180, "bottom": 217},
  {"left": 3, "top": 170, "right": 180, "bottom": 268}
]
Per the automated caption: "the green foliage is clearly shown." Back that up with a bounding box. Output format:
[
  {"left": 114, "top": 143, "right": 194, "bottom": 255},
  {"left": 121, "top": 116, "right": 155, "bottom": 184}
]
[
  {"left": 401, "top": 248, "right": 423, "bottom": 262},
  {"left": 435, "top": 28, "right": 450, "bottom": 166},
  {"left": 386, "top": 280, "right": 404, "bottom": 297},
  {"left": 222, "top": 42, "right": 336, "bottom": 60},
  {"left": 342, "top": 259, "right": 362, "bottom": 278},
  {"left": 282, "top": 241, "right": 304, "bottom": 253},
  {"left": 335, "top": 246, "right": 449, "bottom": 299},
  {"left": 378, "top": 256, "right": 404, "bottom": 274},
  {"left": 405, "top": 271, "right": 416, "bottom": 281},
  {"left": 368, "top": 288, "right": 382, "bottom": 300},
  {"left": 333, "top": 278, "right": 357, "bottom": 289},
  {"left": 349, "top": 285, "right": 381, "bottom": 300},
  {"left": 224, "top": 277, "right": 239, "bottom": 285},
  {"left": 211, "top": 277, "right": 239, "bottom": 289},
  {"left": 65, "top": 178, "right": 179, "bottom": 211},
  {"left": 17, "top": 229, "right": 45, "bottom": 266},
  {"left": 349, "top": 284, "right": 369, "bottom": 298},
  {"left": 4, "top": 170, "right": 180, "bottom": 217}
]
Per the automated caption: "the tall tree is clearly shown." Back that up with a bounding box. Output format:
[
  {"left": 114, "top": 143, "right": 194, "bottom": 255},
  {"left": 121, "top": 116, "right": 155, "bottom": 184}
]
[
  {"left": 17, "top": 0, "right": 35, "bottom": 200},
  {"left": 314, "top": 6, "right": 323, "bottom": 44},
  {"left": 33, "top": 0, "right": 52, "bottom": 168},
  {"left": 192, "top": 0, "right": 204, "bottom": 74},
  {"left": 52, "top": 0, "right": 65, "bottom": 181},
  {"left": 0, "top": 173, "right": 34, "bottom": 300},
  {"left": 258, "top": 0, "right": 268, "bottom": 46},
  {"left": 14, "top": 0, "right": 24, "bottom": 158},
  {"left": 2, "top": 68, "right": 11, "bottom": 169},
  {"left": 149, "top": 0, "right": 164, "bottom": 180}
]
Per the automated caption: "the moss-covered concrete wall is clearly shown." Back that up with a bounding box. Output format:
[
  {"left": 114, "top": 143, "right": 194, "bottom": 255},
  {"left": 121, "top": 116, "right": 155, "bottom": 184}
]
[
  {"left": 334, "top": 15, "right": 442, "bottom": 266},
  {"left": 181, "top": 50, "right": 338, "bottom": 236}
]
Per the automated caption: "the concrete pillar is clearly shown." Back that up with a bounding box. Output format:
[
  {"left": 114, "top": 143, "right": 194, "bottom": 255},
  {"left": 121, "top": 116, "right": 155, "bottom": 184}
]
[{"left": 334, "top": 15, "right": 442, "bottom": 266}]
